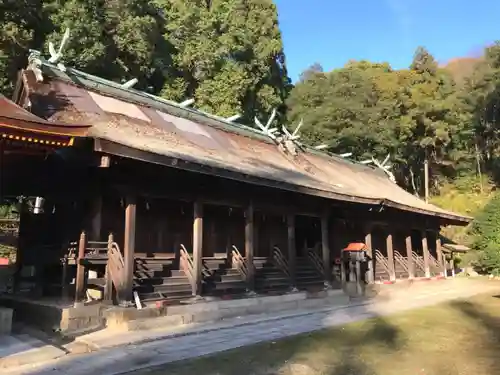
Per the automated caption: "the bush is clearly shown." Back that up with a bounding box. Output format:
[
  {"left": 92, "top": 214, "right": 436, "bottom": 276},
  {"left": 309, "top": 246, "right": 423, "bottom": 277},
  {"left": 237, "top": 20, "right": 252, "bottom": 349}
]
[{"left": 471, "top": 192, "right": 500, "bottom": 274}]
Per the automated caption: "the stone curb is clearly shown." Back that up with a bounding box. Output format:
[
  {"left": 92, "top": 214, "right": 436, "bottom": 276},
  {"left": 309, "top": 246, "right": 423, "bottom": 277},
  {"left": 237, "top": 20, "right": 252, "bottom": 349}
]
[{"left": 79, "top": 284, "right": 465, "bottom": 351}]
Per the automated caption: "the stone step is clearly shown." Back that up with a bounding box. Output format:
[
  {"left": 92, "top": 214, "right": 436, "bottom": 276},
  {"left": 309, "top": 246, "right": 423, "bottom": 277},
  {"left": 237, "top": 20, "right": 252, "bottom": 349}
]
[
  {"left": 135, "top": 269, "right": 185, "bottom": 278},
  {"left": 136, "top": 282, "right": 192, "bottom": 294},
  {"left": 255, "top": 269, "right": 285, "bottom": 278},
  {"left": 135, "top": 258, "right": 175, "bottom": 265},
  {"left": 219, "top": 273, "right": 245, "bottom": 283},
  {"left": 135, "top": 263, "right": 165, "bottom": 272},
  {"left": 134, "top": 276, "right": 190, "bottom": 286},
  {"left": 214, "top": 280, "right": 247, "bottom": 291},
  {"left": 139, "top": 290, "right": 192, "bottom": 303}
]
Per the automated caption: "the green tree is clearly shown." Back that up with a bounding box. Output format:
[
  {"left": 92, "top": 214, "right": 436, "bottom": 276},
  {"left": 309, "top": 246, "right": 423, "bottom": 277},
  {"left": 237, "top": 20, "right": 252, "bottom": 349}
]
[
  {"left": 286, "top": 60, "right": 399, "bottom": 159},
  {"left": 472, "top": 191, "right": 500, "bottom": 274},
  {"left": 397, "top": 48, "right": 467, "bottom": 192},
  {"left": 45, "top": 0, "right": 167, "bottom": 90},
  {"left": 0, "top": 0, "right": 49, "bottom": 96},
  {"left": 461, "top": 43, "right": 500, "bottom": 171},
  {"left": 298, "top": 62, "right": 323, "bottom": 82},
  {"left": 155, "top": 0, "right": 290, "bottom": 120},
  {"left": 286, "top": 50, "right": 468, "bottom": 194}
]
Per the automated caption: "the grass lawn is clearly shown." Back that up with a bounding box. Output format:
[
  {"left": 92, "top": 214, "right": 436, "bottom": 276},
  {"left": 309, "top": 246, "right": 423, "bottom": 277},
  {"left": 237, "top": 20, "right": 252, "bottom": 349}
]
[{"left": 135, "top": 292, "right": 500, "bottom": 375}]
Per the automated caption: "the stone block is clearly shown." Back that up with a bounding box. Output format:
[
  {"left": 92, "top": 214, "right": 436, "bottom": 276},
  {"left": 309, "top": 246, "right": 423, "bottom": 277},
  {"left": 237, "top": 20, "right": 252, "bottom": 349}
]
[
  {"left": 298, "top": 298, "right": 327, "bottom": 310},
  {"left": 307, "top": 290, "right": 327, "bottom": 299},
  {"left": 260, "top": 292, "right": 306, "bottom": 306},
  {"left": 219, "top": 306, "right": 248, "bottom": 319},
  {"left": 63, "top": 303, "right": 101, "bottom": 320},
  {"left": 191, "top": 310, "right": 223, "bottom": 323},
  {"left": 182, "top": 314, "right": 194, "bottom": 324},
  {"left": 244, "top": 303, "right": 267, "bottom": 315},
  {"left": 167, "top": 303, "right": 211, "bottom": 316},
  {"left": 0, "top": 307, "right": 13, "bottom": 334},
  {"left": 87, "top": 288, "right": 103, "bottom": 301},
  {"left": 220, "top": 297, "right": 256, "bottom": 310},
  {"left": 326, "top": 289, "right": 344, "bottom": 298},
  {"left": 263, "top": 300, "right": 298, "bottom": 313},
  {"left": 325, "top": 294, "right": 350, "bottom": 307},
  {"left": 127, "top": 315, "right": 184, "bottom": 331}
]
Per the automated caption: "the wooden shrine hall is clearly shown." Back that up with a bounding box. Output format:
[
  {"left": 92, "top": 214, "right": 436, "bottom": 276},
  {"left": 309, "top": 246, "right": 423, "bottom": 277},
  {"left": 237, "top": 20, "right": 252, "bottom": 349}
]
[{"left": 0, "top": 50, "right": 471, "bottom": 309}]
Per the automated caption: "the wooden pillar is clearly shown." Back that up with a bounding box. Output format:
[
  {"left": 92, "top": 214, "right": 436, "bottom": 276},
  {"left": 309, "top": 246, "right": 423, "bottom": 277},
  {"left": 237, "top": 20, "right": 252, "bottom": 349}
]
[
  {"left": 435, "top": 234, "right": 445, "bottom": 277},
  {"left": 61, "top": 255, "right": 69, "bottom": 301},
  {"left": 287, "top": 214, "right": 297, "bottom": 287},
  {"left": 103, "top": 233, "right": 114, "bottom": 303},
  {"left": 123, "top": 195, "right": 136, "bottom": 303},
  {"left": 245, "top": 203, "right": 255, "bottom": 291},
  {"left": 421, "top": 230, "right": 431, "bottom": 278},
  {"left": 405, "top": 233, "right": 415, "bottom": 279},
  {"left": 364, "top": 226, "right": 374, "bottom": 283},
  {"left": 74, "top": 231, "right": 87, "bottom": 305},
  {"left": 321, "top": 213, "right": 331, "bottom": 285},
  {"left": 386, "top": 232, "right": 396, "bottom": 281},
  {"left": 192, "top": 201, "right": 203, "bottom": 296},
  {"left": 450, "top": 252, "right": 455, "bottom": 277},
  {"left": 90, "top": 195, "right": 102, "bottom": 241}
]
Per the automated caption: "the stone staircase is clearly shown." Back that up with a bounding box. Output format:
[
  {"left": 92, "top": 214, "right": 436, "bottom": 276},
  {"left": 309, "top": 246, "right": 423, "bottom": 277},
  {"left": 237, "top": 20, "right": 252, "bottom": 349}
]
[
  {"left": 202, "top": 257, "right": 247, "bottom": 295},
  {"left": 296, "top": 257, "right": 324, "bottom": 290},
  {"left": 394, "top": 251, "right": 409, "bottom": 280},
  {"left": 133, "top": 257, "right": 193, "bottom": 303},
  {"left": 374, "top": 250, "right": 391, "bottom": 282},
  {"left": 412, "top": 252, "right": 428, "bottom": 278},
  {"left": 254, "top": 256, "right": 290, "bottom": 293}
]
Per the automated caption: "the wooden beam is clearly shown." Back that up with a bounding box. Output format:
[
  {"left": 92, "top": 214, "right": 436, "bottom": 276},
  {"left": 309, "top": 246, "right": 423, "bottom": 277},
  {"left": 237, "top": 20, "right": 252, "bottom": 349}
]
[
  {"left": 74, "top": 231, "right": 87, "bottom": 305},
  {"left": 287, "top": 213, "right": 297, "bottom": 287},
  {"left": 421, "top": 231, "right": 431, "bottom": 278},
  {"left": 123, "top": 195, "right": 137, "bottom": 303},
  {"left": 386, "top": 232, "right": 396, "bottom": 281},
  {"left": 245, "top": 203, "right": 255, "bottom": 291},
  {"left": 99, "top": 155, "right": 111, "bottom": 168},
  {"left": 193, "top": 201, "right": 203, "bottom": 296},
  {"left": 405, "top": 233, "right": 415, "bottom": 279},
  {"left": 321, "top": 213, "right": 331, "bottom": 285}
]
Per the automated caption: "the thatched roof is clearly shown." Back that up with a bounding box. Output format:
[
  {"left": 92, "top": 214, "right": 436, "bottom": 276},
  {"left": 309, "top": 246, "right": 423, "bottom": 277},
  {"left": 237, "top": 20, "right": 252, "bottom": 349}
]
[{"left": 16, "top": 56, "right": 471, "bottom": 225}]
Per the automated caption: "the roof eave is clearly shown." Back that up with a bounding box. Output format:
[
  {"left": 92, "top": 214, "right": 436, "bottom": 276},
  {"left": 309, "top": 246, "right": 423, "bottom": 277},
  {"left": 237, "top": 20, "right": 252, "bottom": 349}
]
[{"left": 94, "top": 137, "right": 471, "bottom": 224}]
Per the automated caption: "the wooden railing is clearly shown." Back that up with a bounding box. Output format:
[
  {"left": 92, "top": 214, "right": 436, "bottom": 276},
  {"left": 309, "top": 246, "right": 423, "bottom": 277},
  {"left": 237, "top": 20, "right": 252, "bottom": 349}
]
[
  {"left": 412, "top": 251, "right": 426, "bottom": 273},
  {"left": 393, "top": 250, "right": 409, "bottom": 272},
  {"left": 231, "top": 245, "right": 248, "bottom": 278},
  {"left": 107, "top": 240, "right": 126, "bottom": 301},
  {"left": 272, "top": 246, "right": 290, "bottom": 278},
  {"left": 307, "top": 248, "right": 324, "bottom": 275},
  {"left": 180, "top": 244, "right": 195, "bottom": 292},
  {"left": 374, "top": 249, "right": 391, "bottom": 277},
  {"left": 67, "top": 239, "right": 109, "bottom": 260},
  {"left": 428, "top": 254, "right": 442, "bottom": 274}
]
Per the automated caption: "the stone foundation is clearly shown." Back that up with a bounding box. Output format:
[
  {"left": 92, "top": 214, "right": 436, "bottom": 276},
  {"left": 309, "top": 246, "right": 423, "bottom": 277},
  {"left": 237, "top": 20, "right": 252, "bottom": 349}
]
[
  {"left": 105, "top": 289, "right": 350, "bottom": 331},
  {"left": 0, "top": 296, "right": 105, "bottom": 335},
  {"left": 1, "top": 282, "right": 424, "bottom": 335}
]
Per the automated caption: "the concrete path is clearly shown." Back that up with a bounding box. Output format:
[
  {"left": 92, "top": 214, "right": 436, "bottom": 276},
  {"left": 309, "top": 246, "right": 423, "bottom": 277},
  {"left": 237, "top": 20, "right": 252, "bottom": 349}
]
[
  {"left": 0, "top": 334, "right": 66, "bottom": 369},
  {"left": 4, "top": 279, "right": 500, "bottom": 375}
]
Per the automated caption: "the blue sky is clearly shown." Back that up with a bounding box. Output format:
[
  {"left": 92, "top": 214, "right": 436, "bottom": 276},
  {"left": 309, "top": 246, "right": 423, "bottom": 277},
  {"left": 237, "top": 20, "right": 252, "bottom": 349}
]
[{"left": 275, "top": 0, "right": 500, "bottom": 82}]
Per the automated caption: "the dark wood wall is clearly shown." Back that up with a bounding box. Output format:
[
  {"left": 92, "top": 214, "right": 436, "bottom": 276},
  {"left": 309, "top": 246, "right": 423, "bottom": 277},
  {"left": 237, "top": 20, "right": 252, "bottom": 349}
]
[{"left": 15, "top": 152, "right": 446, "bottom": 265}]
